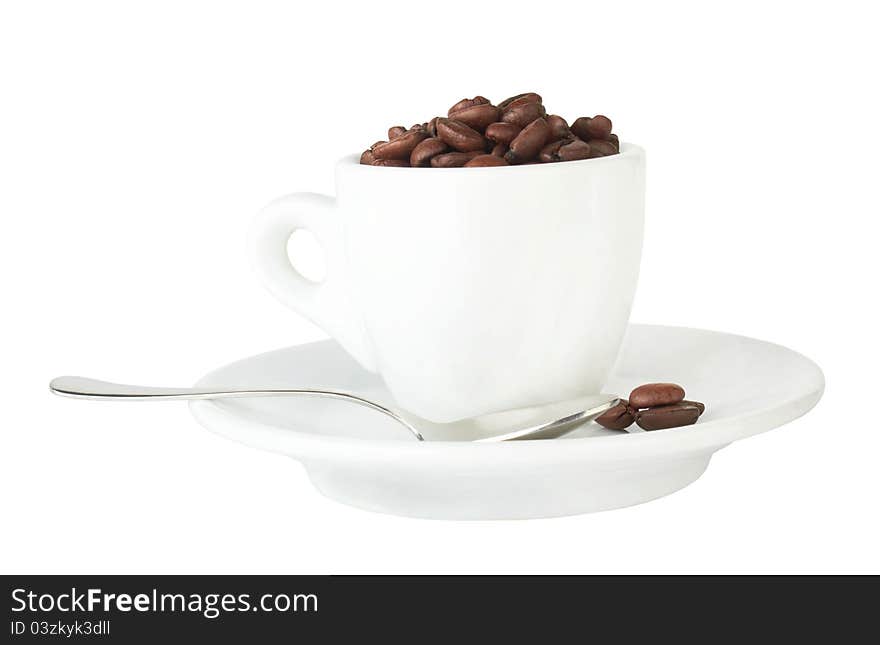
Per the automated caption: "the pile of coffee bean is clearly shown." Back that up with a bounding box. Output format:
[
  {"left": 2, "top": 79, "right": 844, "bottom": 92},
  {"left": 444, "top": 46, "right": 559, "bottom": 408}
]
[
  {"left": 360, "top": 92, "right": 620, "bottom": 168},
  {"left": 595, "top": 383, "right": 706, "bottom": 431}
]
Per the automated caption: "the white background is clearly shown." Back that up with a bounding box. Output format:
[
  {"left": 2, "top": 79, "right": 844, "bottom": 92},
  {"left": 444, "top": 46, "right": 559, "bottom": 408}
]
[{"left": 2, "top": 0, "right": 878, "bottom": 574}]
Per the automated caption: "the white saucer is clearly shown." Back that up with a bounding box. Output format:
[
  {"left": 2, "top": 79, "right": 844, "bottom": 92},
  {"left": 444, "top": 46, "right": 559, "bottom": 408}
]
[{"left": 189, "top": 324, "right": 823, "bottom": 519}]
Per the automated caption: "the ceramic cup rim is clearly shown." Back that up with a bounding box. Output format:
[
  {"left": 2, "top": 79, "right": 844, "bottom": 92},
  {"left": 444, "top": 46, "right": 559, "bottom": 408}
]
[{"left": 343, "top": 142, "right": 643, "bottom": 173}]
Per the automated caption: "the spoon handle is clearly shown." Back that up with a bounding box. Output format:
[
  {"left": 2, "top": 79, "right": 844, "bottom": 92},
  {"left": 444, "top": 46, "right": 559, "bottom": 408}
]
[{"left": 49, "top": 376, "right": 424, "bottom": 440}]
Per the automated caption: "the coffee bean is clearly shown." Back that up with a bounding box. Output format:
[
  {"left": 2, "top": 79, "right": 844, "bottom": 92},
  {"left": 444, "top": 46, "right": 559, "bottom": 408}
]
[
  {"left": 410, "top": 137, "right": 449, "bottom": 167},
  {"left": 506, "top": 117, "right": 550, "bottom": 163},
  {"left": 501, "top": 101, "right": 547, "bottom": 128},
  {"left": 546, "top": 114, "right": 572, "bottom": 140},
  {"left": 497, "top": 92, "right": 542, "bottom": 110},
  {"left": 448, "top": 96, "right": 491, "bottom": 115},
  {"left": 362, "top": 93, "right": 620, "bottom": 168},
  {"left": 464, "top": 154, "right": 509, "bottom": 167},
  {"left": 485, "top": 122, "right": 522, "bottom": 145},
  {"left": 589, "top": 139, "right": 618, "bottom": 157},
  {"left": 629, "top": 383, "right": 686, "bottom": 409},
  {"left": 450, "top": 103, "right": 501, "bottom": 132},
  {"left": 436, "top": 118, "right": 486, "bottom": 152},
  {"left": 557, "top": 139, "right": 593, "bottom": 161},
  {"left": 429, "top": 151, "right": 482, "bottom": 168},
  {"left": 538, "top": 140, "right": 565, "bottom": 162},
  {"left": 571, "top": 115, "right": 613, "bottom": 141},
  {"left": 636, "top": 402, "right": 702, "bottom": 431},
  {"left": 595, "top": 400, "right": 636, "bottom": 430},
  {"left": 372, "top": 129, "right": 429, "bottom": 160},
  {"left": 371, "top": 158, "right": 410, "bottom": 167},
  {"left": 539, "top": 138, "right": 591, "bottom": 162},
  {"left": 682, "top": 400, "right": 706, "bottom": 415}
]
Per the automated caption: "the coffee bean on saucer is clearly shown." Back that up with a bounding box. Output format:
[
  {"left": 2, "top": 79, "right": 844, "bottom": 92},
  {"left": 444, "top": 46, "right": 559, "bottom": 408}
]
[
  {"left": 372, "top": 129, "right": 429, "bottom": 160},
  {"left": 595, "top": 400, "right": 637, "bottom": 430},
  {"left": 436, "top": 118, "right": 486, "bottom": 152},
  {"left": 388, "top": 126, "right": 407, "bottom": 139},
  {"left": 506, "top": 117, "right": 551, "bottom": 163},
  {"left": 410, "top": 137, "right": 449, "bottom": 167},
  {"left": 636, "top": 402, "right": 703, "bottom": 431},
  {"left": 464, "top": 154, "right": 509, "bottom": 167},
  {"left": 629, "top": 383, "right": 686, "bottom": 409},
  {"left": 430, "top": 151, "right": 483, "bottom": 167},
  {"left": 360, "top": 149, "right": 375, "bottom": 165},
  {"left": 682, "top": 400, "right": 705, "bottom": 415}
]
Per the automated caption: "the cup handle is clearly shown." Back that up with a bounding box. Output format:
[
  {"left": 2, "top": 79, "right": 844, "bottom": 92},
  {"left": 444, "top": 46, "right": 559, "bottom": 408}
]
[{"left": 248, "top": 193, "right": 375, "bottom": 371}]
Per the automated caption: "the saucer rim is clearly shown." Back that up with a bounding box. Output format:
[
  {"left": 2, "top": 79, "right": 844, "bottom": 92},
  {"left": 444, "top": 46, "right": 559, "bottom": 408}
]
[{"left": 188, "top": 324, "right": 824, "bottom": 463}]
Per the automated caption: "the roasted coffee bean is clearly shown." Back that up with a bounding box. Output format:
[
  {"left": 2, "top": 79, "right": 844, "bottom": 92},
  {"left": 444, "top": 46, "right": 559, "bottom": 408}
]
[
  {"left": 372, "top": 129, "right": 429, "bottom": 160},
  {"left": 371, "top": 158, "right": 410, "bottom": 167},
  {"left": 485, "top": 122, "right": 522, "bottom": 145},
  {"left": 546, "top": 114, "right": 572, "bottom": 140},
  {"left": 449, "top": 103, "right": 500, "bottom": 132},
  {"left": 410, "top": 137, "right": 449, "bottom": 167},
  {"left": 388, "top": 126, "right": 407, "bottom": 139},
  {"left": 571, "top": 115, "right": 613, "bottom": 141},
  {"left": 501, "top": 101, "right": 547, "bottom": 128},
  {"left": 506, "top": 117, "right": 550, "bottom": 163},
  {"left": 589, "top": 139, "right": 618, "bottom": 157},
  {"left": 436, "top": 118, "right": 486, "bottom": 152},
  {"left": 465, "top": 154, "right": 509, "bottom": 167},
  {"left": 557, "top": 139, "right": 593, "bottom": 161},
  {"left": 430, "top": 151, "right": 482, "bottom": 168},
  {"left": 595, "top": 400, "right": 637, "bottom": 430},
  {"left": 636, "top": 402, "right": 702, "bottom": 431},
  {"left": 538, "top": 139, "right": 565, "bottom": 162},
  {"left": 629, "top": 383, "right": 686, "bottom": 409},
  {"left": 539, "top": 138, "right": 592, "bottom": 162},
  {"left": 682, "top": 400, "right": 706, "bottom": 415},
  {"left": 362, "top": 93, "right": 619, "bottom": 168},
  {"left": 497, "top": 92, "right": 542, "bottom": 109},
  {"left": 448, "top": 96, "right": 491, "bottom": 115}
]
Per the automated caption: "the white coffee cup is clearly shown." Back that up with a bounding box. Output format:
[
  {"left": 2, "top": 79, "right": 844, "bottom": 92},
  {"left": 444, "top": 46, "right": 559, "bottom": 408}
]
[{"left": 249, "top": 144, "right": 645, "bottom": 423}]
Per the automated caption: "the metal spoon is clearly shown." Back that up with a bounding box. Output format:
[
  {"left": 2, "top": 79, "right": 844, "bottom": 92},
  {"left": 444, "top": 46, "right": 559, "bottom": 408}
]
[{"left": 49, "top": 376, "right": 619, "bottom": 442}]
